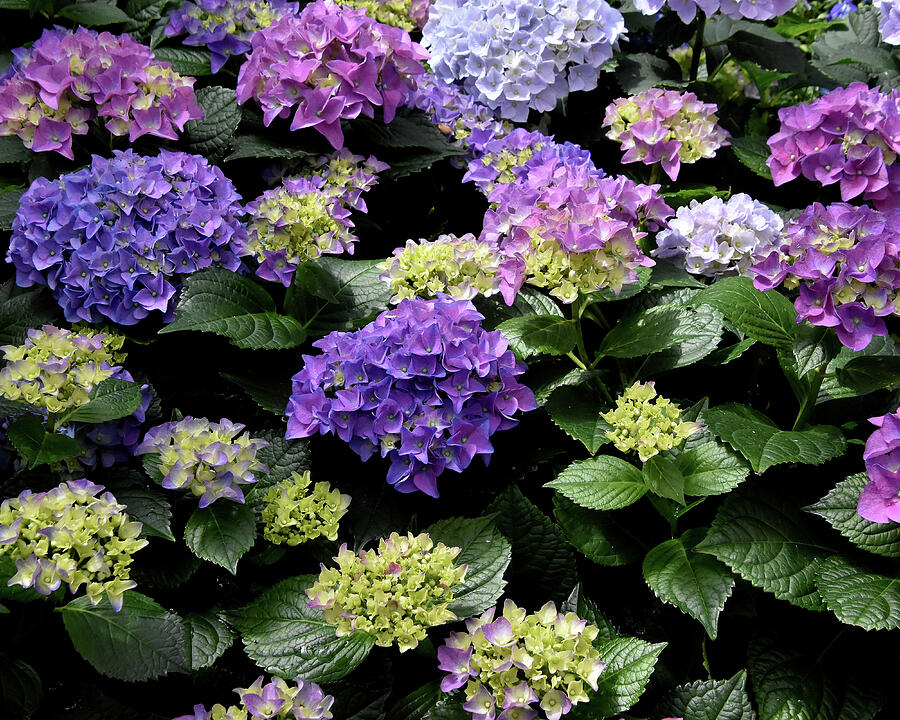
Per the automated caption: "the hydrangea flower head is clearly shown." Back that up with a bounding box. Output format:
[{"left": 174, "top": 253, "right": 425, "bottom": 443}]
[
  {"left": 603, "top": 89, "right": 730, "bottom": 181},
  {"left": 336, "top": 0, "right": 430, "bottom": 31},
  {"left": 859, "top": 408, "right": 900, "bottom": 523},
  {"left": 874, "top": 0, "right": 900, "bottom": 43},
  {"left": 423, "top": 0, "right": 625, "bottom": 121},
  {"left": 286, "top": 296, "right": 536, "bottom": 496},
  {"left": 767, "top": 83, "right": 900, "bottom": 210},
  {"left": 303, "top": 149, "right": 389, "bottom": 212},
  {"left": 7, "top": 149, "right": 245, "bottom": 326},
  {"left": 135, "top": 417, "right": 269, "bottom": 507},
  {"left": 601, "top": 382, "right": 699, "bottom": 461},
  {"left": 165, "top": 0, "right": 301, "bottom": 73},
  {"left": 654, "top": 193, "right": 784, "bottom": 276},
  {"left": 174, "top": 676, "right": 334, "bottom": 720},
  {"left": 439, "top": 599, "right": 606, "bottom": 720},
  {"left": 378, "top": 234, "right": 509, "bottom": 303},
  {"left": 0, "top": 479, "right": 147, "bottom": 610},
  {"left": 0, "top": 27, "right": 202, "bottom": 158},
  {"left": 633, "top": 0, "right": 793, "bottom": 22},
  {"left": 749, "top": 202, "right": 900, "bottom": 351},
  {"left": 235, "top": 0, "right": 428, "bottom": 148},
  {"left": 0, "top": 325, "right": 150, "bottom": 467},
  {"left": 261, "top": 471, "right": 351, "bottom": 545},
  {"left": 307, "top": 531, "right": 466, "bottom": 651}
]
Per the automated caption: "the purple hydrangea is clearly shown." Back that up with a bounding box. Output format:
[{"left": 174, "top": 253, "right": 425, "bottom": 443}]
[
  {"left": 654, "top": 193, "right": 784, "bottom": 276},
  {"left": 767, "top": 83, "right": 900, "bottom": 210},
  {"left": 165, "top": 0, "right": 301, "bottom": 73},
  {"left": 750, "top": 202, "right": 900, "bottom": 351},
  {"left": 0, "top": 27, "right": 202, "bottom": 159},
  {"left": 6, "top": 149, "right": 246, "bottom": 326},
  {"left": 874, "top": 0, "right": 900, "bottom": 44},
  {"left": 422, "top": 0, "right": 625, "bottom": 121},
  {"left": 633, "top": 0, "right": 794, "bottom": 22},
  {"left": 174, "top": 676, "right": 334, "bottom": 720},
  {"left": 235, "top": 0, "right": 428, "bottom": 148},
  {"left": 285, "top": 296, "right": 536, "bottom": 497},
  {"left": 859, "top": 408, "right": 900, "bottom": 523}
]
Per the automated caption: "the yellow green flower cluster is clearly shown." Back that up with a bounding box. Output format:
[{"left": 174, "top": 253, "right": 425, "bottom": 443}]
[
  {"left": 378, "top": 234, "right": 506, "bottom": 303},
  {"left": 335, "top": 0, "right": 427, "bottom": 31},
  {"left": 306, "top": 531, "right": 467, "bottom": 652},
  {"left": 0, "top": 479, "right": 147, "bottom": 611},
  {"left": 261, "top": 471, "right": 351, "bottom": 546},
  {"left": 601, "top": 382, "right": 699, "bottom": 462}
]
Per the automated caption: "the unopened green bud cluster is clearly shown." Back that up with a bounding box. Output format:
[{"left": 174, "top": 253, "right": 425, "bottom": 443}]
[
  {"left": 261, "top": 471, "right": 351, "bottom": 546},
  {"left": 0, "top": 479, "right": 147, "bottom": 611},
  {"left": 335, "top": 0, "right": 426, "bottom": 31},
  {"left": 306, "top": 531, "right": 467, "bottom": 652},
  {"left": 601, "top": 382, "right": 699, "bottom": 461}
]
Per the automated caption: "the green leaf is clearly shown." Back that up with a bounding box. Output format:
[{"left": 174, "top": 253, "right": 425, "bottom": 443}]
[
  {"left": 232, "top": 575, "right": 375, "bottom": 682},
  {"left": 599, "top": 304, "right": 697, "bottom": 358},
  {"left": 55, "top": 378, "right": 143, "bottom": 426},
  {"left": 0, "top": 287, "right": 58, "bottom": 346},
  {"left": 427, "top": 516, "right": 511, "bottom": 618},
  {"left": 818, "top": 335, "right": 900, "bottom": 402},
  {"left": 615, "top": 52, "right": 682, "bottom": 93},
  {"left": 816, "top": 556, "right": 900, "bottom": 630},
  {"left": 247, "top": 432, "right": 310, "bottom": 510},
  {"left": 486, "top": 486, "right": 577, "bottom": 602},
  {"left": 161, "top": 268, "right": 307, "bottom": 349},
  {"left": 0, "top": 136, "right": 31, "bottom": 164},
  {"left": 0, "top": 188, "right": 24, "bottom": 231},
  {"left": 61, "top": 592, "right": 186, "bottom": 681},
  {"left": 553, "top": 496, "right": 642, "bottom": 567},
  {"left": 184, "top": 86, "right": 242, "bottom": 156},
  {"left": 352, "top": 112, "right": 463, "bottom": 153},
  {"left": 642, "top": 454, "right": 686, "bottom": 505},
  {"left": 112, "top": 485, "right": 174, "bottom": 541},
  {"left": 184, "top": 502, "right": 257, "bottom": 574},
  {"left": 702, "top": 403, "right": 845, "bottom": 473},
  {"left": 575, "top": 637, "right": 666, "bottom": 718},
  {"left": 225, "top": 134, "right": 312, "bottom": 161},
  {"left": 0, "top": 657, "right": 42, "bottom": 716},
  {"left": 666, "top": 670, "right": 756, "bottom": 720},
  {"left": 185, "top": 612, "right": 235, "bottom": 670},
  {"left": 806, "top": 473, "right": 900, "bottom": 557},
  {"left": 497, "top": 315, "right": 577, "bottom": 359},
  {"left": 587, "top": 266, "right": 653, "bottom": 303},
  {"left": 694, "top": 276, "right": 796, "bottom": 349},
  {"left": 695, "top": 485, "right": 830, "bottom": 611},
  {"left": 543, "top": 385, "right": 612, "bottom": 453},
  {"left": 749, "top": 641, "right": 838, "bottom": 720},
  {"left": 560, "top": 584, "right": 618, "bottom": 645},
  {"left": 152, "top": 46, "right": 213, "bottom": 76},
  {"left": 386, "top": 682, "right": 442, "bottom": 720},
  {"left": 677, "top": 441, "right": 751, "bottom": 497},
  {"left": 545, "top": 455, "right": 647, "bottom": 510},
  {"left": 7, "top": 414, "right": 83, "bottom": 469},
  {"left": 731, "top": 136, "right": 773, "bottom": 180},
  {"left": 705, "top": 337, "right": 756, "bottom": 365},
  {"left": 641, "top": 304, "right": 725, "bottom": 375},
  {"left": 834, "top": 355, "right": 900, "bottom": 394},
  {"left": 57, "top": 1, "right": 130, "bottom": 25},
  {"left": 221, "top": 371, "right": 290, "bottom": 415},
  {"left": 642, "top": 529, "right": 735, "bottom": 639},
  {"left": 0, "top": 396, "right": 38, "bottom": 420}
]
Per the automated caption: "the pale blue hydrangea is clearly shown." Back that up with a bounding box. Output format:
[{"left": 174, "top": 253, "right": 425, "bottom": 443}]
[
  {"left": 422, "top": 0, "right": 624, "bottom": 121},
  {"left": 653, "top": 194, "right": 783, "bottom": 277},
  {"left": 875, "top": 0, "right": 900, "bottom": 43},
  {"left": 634, "top": 0, "right": 794, "bottom": 23}
]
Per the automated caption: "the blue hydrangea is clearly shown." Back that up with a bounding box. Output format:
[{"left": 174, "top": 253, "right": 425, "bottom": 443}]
[
  {"left": 633, "top": 0, "right": 794, "bottom": 22},
  {"left": 422, "top": 0, "right": 625, "bottom": 121},
  {"left": 6, "top": 150, "right": 246, "bottom": 326},
  {"left": 874, "top": 0, "right": 900, "bottom": 43}
]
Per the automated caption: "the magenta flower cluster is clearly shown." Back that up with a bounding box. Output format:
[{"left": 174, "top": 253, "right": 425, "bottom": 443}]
[
  {"left": 0, "top": 27, "right": 202, "bottom": 159},
  {"left": 235, "top": 0, "right": 428, "bottom": 148},
  {"left": 751, "top": 202, "right": 900, "bottom": 351},
  {"left": 285, "top": 295, "right": 536, "bottom": 497},
  {"left": 859, "top": 407, "right": 900, "bottom": 523},
  {"left": 6, "top": 149, "right": 246, "bottom": 326},
  {"left": 767, "top": 82, "right": 900, "bottom": 210}
]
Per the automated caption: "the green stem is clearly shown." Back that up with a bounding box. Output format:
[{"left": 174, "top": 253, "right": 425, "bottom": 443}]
[
  {"left": 647, "top": 494, "right": 678, "bottom": 536},
  {"left": 673, "top": 497, "right": 707, "bottom": 519},
  {"left": 566, "top": 351, "right": 588, "bottom": 371},
  {"left": 792, "top": 364, "right": 826, "bottom": 430},
  {"left": 690, "top": 10, "right": 707, "bottom": 82},
  {"left": 648, "top": 164, "right": 661, "bottom": 186},
  {"left": 702, "top": 636, "right": 713, "bottom": 680}
]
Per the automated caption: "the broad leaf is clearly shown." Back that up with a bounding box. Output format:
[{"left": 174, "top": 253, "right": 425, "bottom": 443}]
[
  {"left": 553, "top": 497, "right": 643, "bottom": 566},
  {"left": 247, "top": 432, "right": 310, "bottom": 510},
  {"left": 599, "top": 304, "right": 697, "bottom": 358},
  {"left": 184, "top": 502, "right": 257, "bottom": 574},
  {"left": 152, "top": 46, "right": 213, "bottom": 76},
  {"left": 560, "top": 584, "right": 618, "bottom": 645},
  {"left": 818, "top": 335, "right": 900, "bottom": 402},
  {"left": 643, "top": 454, "right": 686, "bottom": 505},
  {"left": 386, "top": 682, "right": 442, "bottom": 720},
  {"left": 0, "top": 189, "right": 25, "bottom": 232},
  {"left": 543, "top": 385, "right": 612, "bottom": 453},
  {"left": 112, "top": 485, "right": 174, "bottom": 541},
  {"left": 546, "top": 455, "right": 647, "bottom": 510},
  {"left": 835, "top": 356, "right": 900, "bottom": 394},
  {"left": 677, "top": 441, "right": 751, "bottom": 497},
  {"left": 225, "top": 134, "right": 312, "bottom": 161},
  {"left": 497, "top": 315, "right": 577, "bottom": 359},
  {"left": 0, "top": 136, "right": 31, "bottom": 164},
  {"left": 57, "top": 1, "right": 130, "bottom": 25},
  {"left": 749, "top": 641, "right": 839, "bottom": 720},
  {"left": 184, "top": 86, "right": 242, "bottom": 156},
  {"left": 56, "top": 378, "right": 143, "bottom": 426},
  {"left": 221, "top": 371, "right": 291, "bottom": 415},
  {"left": 731, "top": 136, "right": 773, "bottom": 180},
  {"left": 61, "top": 592, "right": 186, "bottom": 681},
  {"left": 185, "top": 612, "right": 235, "bottom": 670},
  {"left": 816, "top": 556, "right": 900, "bottom": 631},
  {"left": 641, "top": 304, "right": 725, "bottom": 375},
  {"left": 0, "top": 657, "right": 42, "bottom": 717},
  {"left": 7, "top": 414, "right": 83, "bottom": 469},
  {"left": 0, "top": 287, "right": 58, "bottom": 346},
  {"left": 666, "top": 670, "right": 756, "bottom": 720}
]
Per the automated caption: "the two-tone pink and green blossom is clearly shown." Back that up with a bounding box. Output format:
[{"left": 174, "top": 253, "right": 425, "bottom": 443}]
[
  {"left": 859, "top": 407, "right": 900, "bottom": 523},
  {"left": 173, "top": 676, "right": 334, "bottom": 720},
  {"left": 285, "top": 296, "right": 536, "bottom": 496},
  {"left": 307, "top": 531, "right": 466, "bottom": 651},
  {"left": 0, "top": 27, "right": 202, "bottom": 158},
  {"left": 0, "top": 479, "right": 147, "bottom": 610},
  {"left": 438, "top": 599, "right": 606, "bottom": 720},
  {"left": 235, "top": 0, "right": 427, "bottom": 148},
  {"left": 135, "top": 417, "right": 269, "bottom": 507},
  {"left": 261, "top": 470, "right": 351, "bottom": 545},
  {"left": 303, "top": 149, "right": 389, "bottom": 212},
  {"left": 749, "top": 201, "right": 900, "bottom": 351},
  {"left": 603, "top": 89, "right": 730, "bottom": 181}
]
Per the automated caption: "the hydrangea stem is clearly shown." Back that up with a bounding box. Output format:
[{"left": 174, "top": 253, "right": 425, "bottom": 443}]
[{"left": 690, "top": 10, "right": 707, "bottom": 82}]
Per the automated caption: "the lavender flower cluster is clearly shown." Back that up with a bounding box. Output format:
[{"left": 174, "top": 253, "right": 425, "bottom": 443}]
[
  {"left": 174, "top": 676, "right": 334, "bottom": 720},
  {"left": 422, "top": 0, "right": 625, "bottom": 121},
  {"left": 603, "top": 89, "right": 730, "bottom": 181},
  {"left": 235, "top": 0, "right": 427, "bottom": 148},
  {"left": 751, "top": 202, "right": 900, "bottom": 351},
  {"left": 859, "top": 407, "right": 900, "bottom": 523},
  {"left": 7, "top": 149, "right": 245, "bottom": 326},
  {"left": 285, "top": 296, "right": 536, "bottom": 496},
  {"left": 165, "top": 0, "right": 300, "bottom": 73},
  {"left": 654, "top": 194, "right": 784, "bottom": 277},
  {"left": 633, "top": 0, "right": 794, "bottom": 22},
  {"left": 0, "top": 27, "right": 202, "bottom": 159},
  {"left": 767, "top": 82, "right": 900, "bottom": 210},
  {"left": 874, "top": 0, "right": 900, "bottom": 44}
]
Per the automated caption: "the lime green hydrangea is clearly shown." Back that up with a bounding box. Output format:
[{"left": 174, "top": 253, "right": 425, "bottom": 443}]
[
  {"left": 306, "top": 531, "right": 467, "bottom": 652},
  {"left": 378, "top": 234, "right": 506, "bottom": 303},
  {"left": 261, "top": 471, "right": 351, "bottom": 546},
  {"left": 601, "top": 382, "right": 700, "bottom": 461},
  {"left": 335, "top": 0, "right": 426, "bottom": 30},
  {"left": 0, "top": 479, "right": 147, "bottom": 610},
  {"left": 438, "top": 599, "right": 607, "bottom": 720}
]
